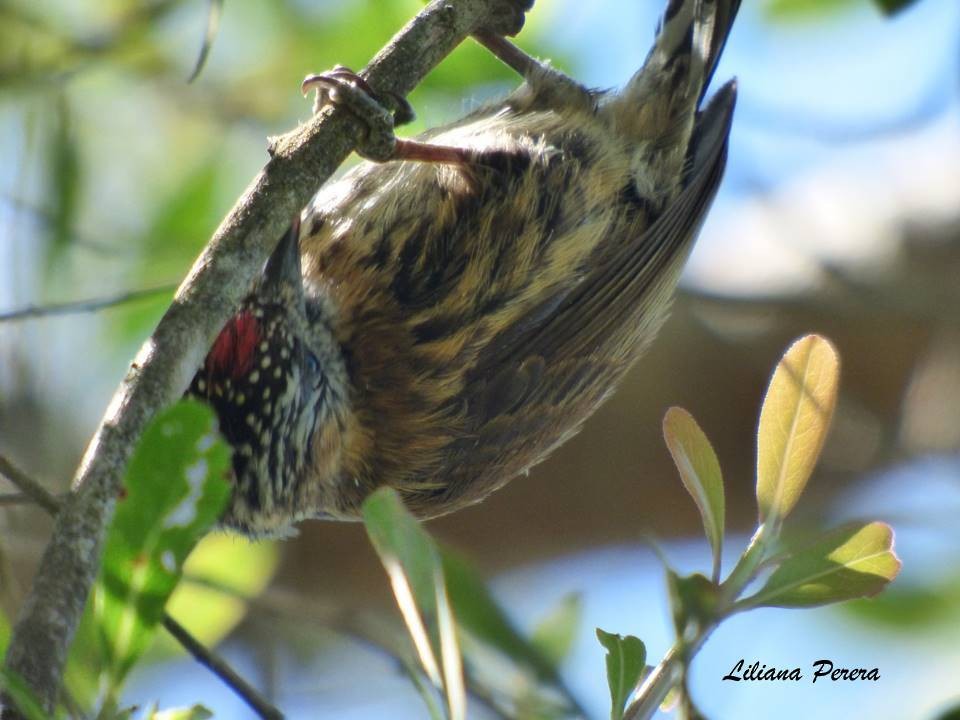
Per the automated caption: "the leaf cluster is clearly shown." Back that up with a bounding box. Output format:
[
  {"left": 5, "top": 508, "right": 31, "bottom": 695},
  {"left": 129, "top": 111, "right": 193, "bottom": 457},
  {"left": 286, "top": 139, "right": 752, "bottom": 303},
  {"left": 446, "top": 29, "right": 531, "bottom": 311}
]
[
  {"left": 604, "top": 335, "right": 900, "bottom": 719},
  {"left": 356, "top": 335, "right": 901, "bottom": 720}
]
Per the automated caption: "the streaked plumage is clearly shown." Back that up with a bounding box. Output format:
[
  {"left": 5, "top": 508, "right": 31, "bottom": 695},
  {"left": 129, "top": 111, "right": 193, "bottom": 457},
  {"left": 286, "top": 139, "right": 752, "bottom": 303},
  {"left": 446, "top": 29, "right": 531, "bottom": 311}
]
[{"left": 190, "top": 0, "right": 741, "bottom": 535}]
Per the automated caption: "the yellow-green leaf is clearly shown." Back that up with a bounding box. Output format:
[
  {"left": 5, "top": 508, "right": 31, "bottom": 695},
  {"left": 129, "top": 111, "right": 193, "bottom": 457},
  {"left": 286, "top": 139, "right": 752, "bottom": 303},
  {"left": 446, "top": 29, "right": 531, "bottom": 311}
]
[
  {"left": 363, "top": 488, "right": 465, "bottom": 720},
  {"left": 757, "top": 334, "right": 840, "bottom": 528},
  {"left": 743, "top": 522, "right": 901, "bottom": 608},
  {"left": 159, "top": 535, "right": 279, "bottom": 653},
  {"left": 663, "top": 407, "right": 725, "bottom": 580}
]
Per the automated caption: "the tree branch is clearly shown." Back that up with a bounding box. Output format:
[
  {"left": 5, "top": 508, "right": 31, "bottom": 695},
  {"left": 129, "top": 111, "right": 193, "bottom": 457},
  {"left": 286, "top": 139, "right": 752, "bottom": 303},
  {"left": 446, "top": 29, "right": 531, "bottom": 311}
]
[
  {"left": 0, "top": 454, "right": 283, "bottom": 719},
  {"left": 161, "top": 615, "right": 282, "bottom": 720},
  {"left": 1, "top": 0, "right": 518, "bottom": 713},
  {"left": 0, "top": 456, "right": 61, "bottom": 516},
  {"left": 0, "top": 285, "right": 176, "bottom": 323}
]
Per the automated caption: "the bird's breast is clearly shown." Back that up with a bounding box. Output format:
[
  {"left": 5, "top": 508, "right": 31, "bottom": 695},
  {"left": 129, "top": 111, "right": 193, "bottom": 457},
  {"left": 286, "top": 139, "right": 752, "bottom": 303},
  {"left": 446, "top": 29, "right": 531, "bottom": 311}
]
[{"left": 299, "top": 107, "right": 650, "bottom": 517}]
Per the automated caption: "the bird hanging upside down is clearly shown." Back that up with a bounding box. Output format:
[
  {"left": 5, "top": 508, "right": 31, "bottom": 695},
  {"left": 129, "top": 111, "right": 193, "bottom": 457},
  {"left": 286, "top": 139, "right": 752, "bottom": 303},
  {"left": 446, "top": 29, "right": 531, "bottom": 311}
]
[{"left": 189, "top": 0, "right": 741, "bottom": 536}]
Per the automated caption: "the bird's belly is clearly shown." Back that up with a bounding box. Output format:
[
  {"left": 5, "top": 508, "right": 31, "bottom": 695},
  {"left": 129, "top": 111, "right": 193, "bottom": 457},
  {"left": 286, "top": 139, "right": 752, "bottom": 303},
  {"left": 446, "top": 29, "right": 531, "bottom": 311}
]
[{"left": 300, "top": 112, "right": 661, "bottom": 518}]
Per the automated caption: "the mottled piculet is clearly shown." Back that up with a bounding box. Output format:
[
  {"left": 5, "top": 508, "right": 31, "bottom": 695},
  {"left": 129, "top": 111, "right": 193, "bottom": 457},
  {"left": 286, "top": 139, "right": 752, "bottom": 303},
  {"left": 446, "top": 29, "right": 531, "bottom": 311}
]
[{"left": 188, "top": 0, "right": 741, "bottom": 536}]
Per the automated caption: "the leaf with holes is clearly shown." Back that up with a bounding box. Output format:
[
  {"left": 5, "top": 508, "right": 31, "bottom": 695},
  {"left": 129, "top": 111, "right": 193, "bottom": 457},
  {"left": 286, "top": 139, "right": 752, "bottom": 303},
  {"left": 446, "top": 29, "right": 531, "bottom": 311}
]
[
  {"left": 363, "top": 488, "right": 465, "bottom": 720},
  {"left": 596, "top": 629, "right": 646, "bottom": 720},
  {"left": 757, "top": 335, "right": 839, "bottom": 529},
  {"left": 94, "top": 400, "right": 230, "bottom": 696},
  {"left": 742, "top": 522, "right": 901, "bottom": 608},
  {"left": 663, "top": 407, "right": 725, "bottom": 580}
]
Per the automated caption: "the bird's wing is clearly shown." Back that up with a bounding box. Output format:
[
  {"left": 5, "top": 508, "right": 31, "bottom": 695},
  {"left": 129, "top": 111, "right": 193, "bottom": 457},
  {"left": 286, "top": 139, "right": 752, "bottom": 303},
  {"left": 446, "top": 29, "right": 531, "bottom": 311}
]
[
  {"left": 438, "top": 83, "right": 737, "bottom": 501},
  {"left": 471, "top": 82, "right": 735, "bottom": 382}
]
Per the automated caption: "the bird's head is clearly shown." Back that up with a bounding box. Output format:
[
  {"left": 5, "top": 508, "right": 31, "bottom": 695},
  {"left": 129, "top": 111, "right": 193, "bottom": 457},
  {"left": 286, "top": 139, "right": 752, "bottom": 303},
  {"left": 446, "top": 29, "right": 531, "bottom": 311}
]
[{"left": 189, "top": 218, "right": 348, "bottom": 536}]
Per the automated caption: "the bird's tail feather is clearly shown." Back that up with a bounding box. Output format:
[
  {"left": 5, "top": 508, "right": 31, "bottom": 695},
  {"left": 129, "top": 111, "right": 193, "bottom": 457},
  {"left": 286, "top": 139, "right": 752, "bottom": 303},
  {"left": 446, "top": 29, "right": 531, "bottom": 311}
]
[
  {"left": 697, "top": 0, "right": 741, "bottom": 103},
  {"left": 620, "top": 0, "right": 740, "bottom": 114}
]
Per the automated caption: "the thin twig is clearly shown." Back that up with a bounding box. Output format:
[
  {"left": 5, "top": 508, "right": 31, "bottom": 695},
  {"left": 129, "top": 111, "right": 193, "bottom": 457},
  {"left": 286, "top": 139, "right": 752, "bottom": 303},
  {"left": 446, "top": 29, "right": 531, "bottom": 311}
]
[
  {"left": 2, "top": 0, "right": 522, "bottom": 715},
  {"left": 162, "top": 616, "right": 283, "bottom": 720},
  {"left": 0, "top": 494, "right": 58, "bottom": 507},
  {"left": 0, "top": 456, "right": 60, "bottom": 516},
  {"left": 624, "top": 528, "right": 772, "bottom": 720},
  {"left": 0, "top": 286, "right": 177, "bottom": 323},
  {"left": 0, "top": 453, "right": 284, "bottom": 719}
]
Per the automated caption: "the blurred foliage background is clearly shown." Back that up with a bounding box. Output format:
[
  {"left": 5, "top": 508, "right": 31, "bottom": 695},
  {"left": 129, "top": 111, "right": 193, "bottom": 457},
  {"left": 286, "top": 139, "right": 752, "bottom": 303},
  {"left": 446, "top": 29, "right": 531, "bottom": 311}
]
[{"left": 0, "top": 0, "right": 959, "bottom": 717}]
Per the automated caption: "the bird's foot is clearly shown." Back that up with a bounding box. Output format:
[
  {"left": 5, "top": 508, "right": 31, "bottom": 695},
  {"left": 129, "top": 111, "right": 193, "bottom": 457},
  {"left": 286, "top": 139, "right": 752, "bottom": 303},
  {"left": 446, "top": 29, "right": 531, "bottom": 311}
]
[
  {"left": 302, "top": 66, "right": 477, "bottom": 165},
  {"left": 301, "top": 66, "right": 411, "bottom": 162}
]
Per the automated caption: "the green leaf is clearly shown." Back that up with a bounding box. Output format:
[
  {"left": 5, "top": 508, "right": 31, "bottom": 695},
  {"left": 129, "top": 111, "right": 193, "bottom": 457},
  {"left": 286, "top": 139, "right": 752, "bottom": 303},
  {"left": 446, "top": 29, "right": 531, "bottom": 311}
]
[
  {"left": 0, "top": 605, "right": 9, "bottom": 653},
  {"left": 530, "top": 593, "right": 582, "bottom": 668},
  {"left": 442, "top": 549, "right": 584, "bottom": 716},
  {"left": 363, "top": 488, "right": 465, "bottom": 720},
  {"left": 105, "top": 706, "right": 137, "bottom": 720},
  {"left": 442, "top": 548, "right": 557, "bottom": 680},
  {"left": 596, "top": 629, "right": 646, "bottom": 720},
  {"left": 0, "top": 669, "right": 49, "bottom": 720},
  {"left": 743, "top": 522, "right": 901, "bottom": 608},
  {"left": 933, "top": 704, "right": 960, "bottom": 720},
  {"left": 666, "top": 571, "right": 720, "bottom": 637},
  {"left": 756, "top": 334, "right": 839, "bottom": 529},
  {"left": 762, "top": 0, "right": 860, "bottom": 22},
  {"left": 45, "top": 92, "right": 81, "bottom": 265},
  {"left": 363, "top": 488, "right": 438, "bottom": 614},
  {"left": 663, "top": 407, "right": 725, "bottom": 581},
  {"left": 94, "top": 400, "right": 231, "bottom": 696},
  {"left": 146, "top": 704, "right": 214, "bottom": 720},
  {"left": 872, "top": 0, "right": 922, "bottom": 16}
]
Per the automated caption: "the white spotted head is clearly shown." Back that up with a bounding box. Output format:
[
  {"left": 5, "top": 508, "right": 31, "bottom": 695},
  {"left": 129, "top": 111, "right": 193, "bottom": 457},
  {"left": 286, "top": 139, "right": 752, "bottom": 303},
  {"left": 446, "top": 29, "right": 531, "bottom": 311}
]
[{"left": 188, "top": 218, "right": 348, "bottom": 535}]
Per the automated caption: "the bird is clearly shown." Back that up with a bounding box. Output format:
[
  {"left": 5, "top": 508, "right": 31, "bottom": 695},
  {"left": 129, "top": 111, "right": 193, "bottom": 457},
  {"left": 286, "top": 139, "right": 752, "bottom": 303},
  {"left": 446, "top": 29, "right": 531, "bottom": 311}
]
[{"left": 188, "top": 0, "right": 741, "bottom": 536}]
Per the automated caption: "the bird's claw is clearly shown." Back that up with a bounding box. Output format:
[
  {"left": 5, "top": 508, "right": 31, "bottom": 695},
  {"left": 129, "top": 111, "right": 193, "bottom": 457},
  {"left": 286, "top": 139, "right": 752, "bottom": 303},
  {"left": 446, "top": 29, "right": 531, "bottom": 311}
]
[{"left": 301, "top": 67, "right": 415, "bottom": 163}]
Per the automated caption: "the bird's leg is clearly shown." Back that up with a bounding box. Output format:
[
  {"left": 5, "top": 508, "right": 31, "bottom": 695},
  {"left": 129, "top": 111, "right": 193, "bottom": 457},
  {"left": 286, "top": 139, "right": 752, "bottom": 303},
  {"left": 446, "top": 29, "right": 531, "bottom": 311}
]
[
  {"left": 472, "top": 30, "right": 544, "bottom": 81},
  {"left": 472, "top": 30, "right": 595, "bottom": 112},
  {"left": 302, "top": 67, "right": 476, "bottom": 165}
]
